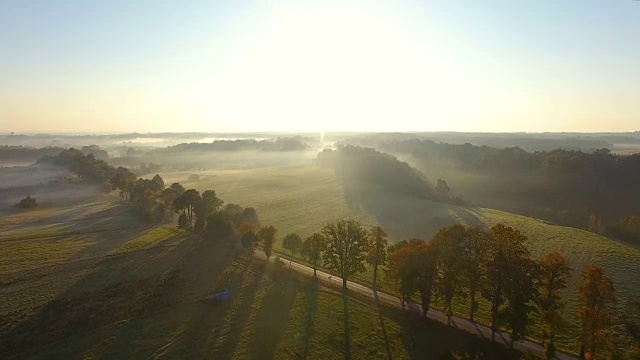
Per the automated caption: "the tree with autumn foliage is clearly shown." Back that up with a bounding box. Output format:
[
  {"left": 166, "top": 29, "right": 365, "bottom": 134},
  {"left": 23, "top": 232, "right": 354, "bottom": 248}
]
[
  {"left": 579, "top": 264, "right": 616, "bottom": 359},
  {"left": 387, "top": 239, "right": 421, "bottom": 311},
  {"left": 537, "top": 252, "right": 571, "bottom": 358},
  {"left": 461, "top": 226, "right": 491, "bottom": 322},
  {"left": 483, "top": 223, "right": 538, "bottom": 343},
  {"left": 415, "top": 240, "right": 438, "bottom": 317},
  {"left": 431, "top": 224, "right": 466, "bottom": 326}
]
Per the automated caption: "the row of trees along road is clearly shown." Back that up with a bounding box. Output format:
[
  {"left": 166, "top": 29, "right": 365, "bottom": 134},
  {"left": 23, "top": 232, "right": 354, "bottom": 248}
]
[{"left": 272, "top": 220, "right": 629, "bottom": 360}]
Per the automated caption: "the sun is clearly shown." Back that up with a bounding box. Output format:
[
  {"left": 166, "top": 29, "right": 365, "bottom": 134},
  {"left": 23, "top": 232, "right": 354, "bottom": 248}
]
[{"left": 182, "top": 2, "right": 486, "bottom": 132}]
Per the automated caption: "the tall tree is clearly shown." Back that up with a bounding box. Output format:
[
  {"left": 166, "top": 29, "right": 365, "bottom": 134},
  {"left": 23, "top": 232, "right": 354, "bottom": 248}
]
[
  {"left": 415, "top": 240, "right": 438, "bottom": 317},
  {"left": 110, "top": 167, "right": 137, "bottom": 200},
  {"left": 462, "top": 226, "right": 490, "bottom": 322},
  {"left": 322, "top": 219, "right": 370, "bottom": 360},
  {"left": 483, "top": 223, "right": 531, "bottom": 341},
  {"left": 322, "top": 219, "right": 371, "bottom": 292},
  {"left": 387, "top": 239, "right": 421, "bottom": 311},
  {"left": 503, "top": 256, "right": 539, "bottom": 347},
  {"left": 579, "top": 264, "right": 616, "bottom": 359},
  {"left": 150, "top": 174, "right": 165, "bottom": 193},
  {"left": 301, "top": 233, "right": 326, "bottom": 277},
  {"left": 194, "top": 189, "right": 223, "bottom": 232},
  {"left": 431, "top": 224, "right": 466, "bottom": 326},
  {"left": 241, "top": 231, "right": 259, "bottom": 255},
  {"left": 257, "top": 226, "right": 277, "bottom": 260},
  {"left": 282, "top": 233, "right": 302, "bottom": 257},
  {"left": 161, "top": 183, "right": 185, "bottom": 220},
  {"left": 367, "top": 225, "right": 389, "bottom": 292},
  {"left": 173, "top": 189, "right": 201, "bottom": 226},
  {"left": 537, "top": 252, "right": 571, "bottom": 352}
]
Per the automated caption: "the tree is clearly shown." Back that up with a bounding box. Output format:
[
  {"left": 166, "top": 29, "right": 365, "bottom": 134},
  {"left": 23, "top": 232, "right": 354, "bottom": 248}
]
[
  {"left": 177, "top": 213, "right": 190, "bottom": 230},
  {"left": 387, "top": 239, "right": 421, "bottom": 311},
  {"left": 161, "top": 183, "right": 185, "bottom": 220},
  {"left": 431, "top": 224, "right": 466, "bottom": 326},
  {"left": 483, "top": 223, "right": 533, "bottom": 342},
  {"left": 322, "top": 219, "right": 370, "bottom": 360},
  {"left": 322, "top": 219, "right": 371, "bottom": 292},
  {"left": 503, "top": 256, "right": 539, "bottom": 346},
  {"left": 257, "top": 226, "right": 277, "bottom": 260},
  {"left": 205, "top": 210, "right": 235, "bottom": 241},
  {"left": 462, "top": 226, "right": 490, "bottom": 322},
  {"left": 15, "top": 195, "right": 37, "bottom": 209},
  {"left": 173, "top": 189, "right": 200, "bottom": 226},
  {"left": 241, "top": 231, "right": 259, "bottom": 255},
  {"left": 150, "top": 174, "right": 165, "bottom": 193},
  {"left": 579, "top": 264, "right": 616, "bottom": 359},
  {"left": 436, "top": 178, "right": 450, "bottom": 194},
  {"left": 537, "top": 252, "right": 571, "bottom": 353},
  {"left": 301, "top": 233, "right": 326, "bottom": 277},
  {"left": 282, "top": 233, "right": 302, "bottom": 256},
  {"left": 367, "top": 225, "right": 389, "bottom": 292},
  {"left": 110, "top": 167, "right": 136, "bottom": 200},
  {"left": 415, "top": 240, "right": 438, "bottom": 317},
  {"left": 194, "top": 190, "right": 223, "bottom": 233}
]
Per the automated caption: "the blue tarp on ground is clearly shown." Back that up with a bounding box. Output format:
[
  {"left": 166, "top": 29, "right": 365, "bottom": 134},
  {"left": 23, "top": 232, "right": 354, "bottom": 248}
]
[{"left": 206, "top": 291, "right": 232, "bottom": 302}]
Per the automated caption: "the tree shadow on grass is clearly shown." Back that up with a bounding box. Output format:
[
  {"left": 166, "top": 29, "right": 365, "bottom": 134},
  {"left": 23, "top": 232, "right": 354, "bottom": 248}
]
[
  {"left": 207, "top": 260, "right": 268, "bottom": 359},
  {"left": 391, "top": 310, "right": 522, "bottom": 360},
  {"left": 0, "top": 230, "right": 240, "bottom": 358},
  {"left": 343, "top": 186, "right": 484, "bottom": 241},
  {"left": 246, "top": 264, "right": 299, "bottom": 359},
  {"left": 375, "top": 297, "right": 394, "bottom": 360},
  {"left": 302, "top": 278, "right": 319, "bottom": 360}
]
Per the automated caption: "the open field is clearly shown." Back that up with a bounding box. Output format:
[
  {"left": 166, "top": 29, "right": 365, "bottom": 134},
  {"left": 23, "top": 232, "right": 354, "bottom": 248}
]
[
  {"left": 3, "top": 163, "right": 639, "bottom": 356},
  {"left": 0, "top": 195, "right": 519, "bottom": 359},
  {"left": 162, "top": 163, "right": 640, "bottom": 353}
]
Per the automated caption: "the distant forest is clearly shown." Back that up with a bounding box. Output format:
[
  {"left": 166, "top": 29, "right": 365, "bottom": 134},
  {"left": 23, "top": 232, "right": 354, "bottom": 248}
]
[
  {"left": 341, "top": 136, "right": 640, "bottom": 243},
  {"left": 0, "top": 145, "right": 108, "bottom": 165}
]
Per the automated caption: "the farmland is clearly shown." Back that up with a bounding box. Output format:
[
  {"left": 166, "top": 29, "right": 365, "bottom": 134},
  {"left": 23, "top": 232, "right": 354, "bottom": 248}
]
[
  {"left": 162, "top": 163, "right": 640, "bottom": 353},
  {"left": 0, "top": 191, "right": 517, "bottom": 359}
]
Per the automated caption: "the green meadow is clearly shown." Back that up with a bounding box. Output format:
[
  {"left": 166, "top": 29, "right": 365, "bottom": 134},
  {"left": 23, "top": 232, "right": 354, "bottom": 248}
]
[{"left": 163, "top": 163, "right": 640, "bottom": 353}]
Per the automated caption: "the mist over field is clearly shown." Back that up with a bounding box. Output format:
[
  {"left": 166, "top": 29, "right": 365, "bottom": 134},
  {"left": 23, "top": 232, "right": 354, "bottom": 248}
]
[
  {"left": 2, "top": 0, "right": 640, "bottom": 358},
  {"left": 3, "top": 131, "right": 640, "bottom": 359}
]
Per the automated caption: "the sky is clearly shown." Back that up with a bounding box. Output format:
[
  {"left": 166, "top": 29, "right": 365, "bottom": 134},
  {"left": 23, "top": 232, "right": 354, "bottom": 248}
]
[{"left": 0, "top": 0, "right": 638, "bottom": 133}]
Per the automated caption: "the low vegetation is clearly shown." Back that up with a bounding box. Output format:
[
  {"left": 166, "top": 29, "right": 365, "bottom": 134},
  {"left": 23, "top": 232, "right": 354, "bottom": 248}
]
[{"left": 15, "top": 195, "right": 37, "bottom": 209}]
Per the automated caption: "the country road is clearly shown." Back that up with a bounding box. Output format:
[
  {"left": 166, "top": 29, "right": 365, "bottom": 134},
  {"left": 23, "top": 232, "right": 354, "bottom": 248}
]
[{"left": 254, "top": 250, "right": 579, "bottom": 360}]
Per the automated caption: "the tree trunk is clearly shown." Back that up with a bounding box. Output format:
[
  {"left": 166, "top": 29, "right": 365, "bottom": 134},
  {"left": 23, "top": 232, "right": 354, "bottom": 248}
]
[
  {"left": 446, "top": 297, "right": 452, "bottom": 326},
  {"left": 469, "top": 285, "right": 476, "bottom": 322},
  {"left": 373, "top": 261, "right": 378, "bottom": 292},
  {"left": 313, "top": 261, "right": 317, "bottom": 277},
  {"left": 491, "top": 299, "right": 498, "bottom": 341},
  {"left": 342, "top": 286, "right": 351, "bottom": 360}
]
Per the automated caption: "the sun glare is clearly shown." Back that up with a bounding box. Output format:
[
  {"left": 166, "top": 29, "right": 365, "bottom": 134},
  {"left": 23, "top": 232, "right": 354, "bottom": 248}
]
[{"left": 186, "top": 3, "right": 487, "bottom": 132}]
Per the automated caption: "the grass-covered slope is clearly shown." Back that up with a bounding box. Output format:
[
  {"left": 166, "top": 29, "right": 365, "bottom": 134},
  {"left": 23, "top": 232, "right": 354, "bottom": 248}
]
[
  {"left": 0, "top": 200, "right": 518, "bottom": 359},
  {"left": 163, "top": 164, "right": 640, "bottom": 353}
]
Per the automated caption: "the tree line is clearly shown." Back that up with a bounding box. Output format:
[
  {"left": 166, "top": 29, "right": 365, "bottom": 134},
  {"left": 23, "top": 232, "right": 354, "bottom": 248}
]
[
  {"left": 318, "top": 146, "right": 465, "bottom": 206},
  {"left": 38, "top": 149, "right": 263, "bottom": 247},
  {"left": 269, "top": 219, "right": 635, "bottom": 360},
  {"left": 338, "top": 138, "right": 640, "bottom": 240}
]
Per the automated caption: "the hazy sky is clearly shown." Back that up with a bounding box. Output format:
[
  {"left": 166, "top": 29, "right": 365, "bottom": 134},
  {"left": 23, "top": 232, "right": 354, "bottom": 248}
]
[{"left": 1, "top": 0, "right": 638, "bottom": 133}]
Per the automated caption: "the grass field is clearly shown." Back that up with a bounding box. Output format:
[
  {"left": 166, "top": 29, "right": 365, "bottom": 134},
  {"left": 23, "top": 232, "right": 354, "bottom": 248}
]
[
  {"left": 0, "top": 196, "right": 519, "bottom": 359},
  {"left": 162, "top": 163, "right": 640, "bottom": 354},
  {"left": 3, "top": 163, "right": 639, "bottom": 357}
]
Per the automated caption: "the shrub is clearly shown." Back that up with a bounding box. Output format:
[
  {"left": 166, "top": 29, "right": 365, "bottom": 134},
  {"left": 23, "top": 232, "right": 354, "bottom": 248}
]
[{"left": 15, "top": 196, "right": 37, "bottom": 209}]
